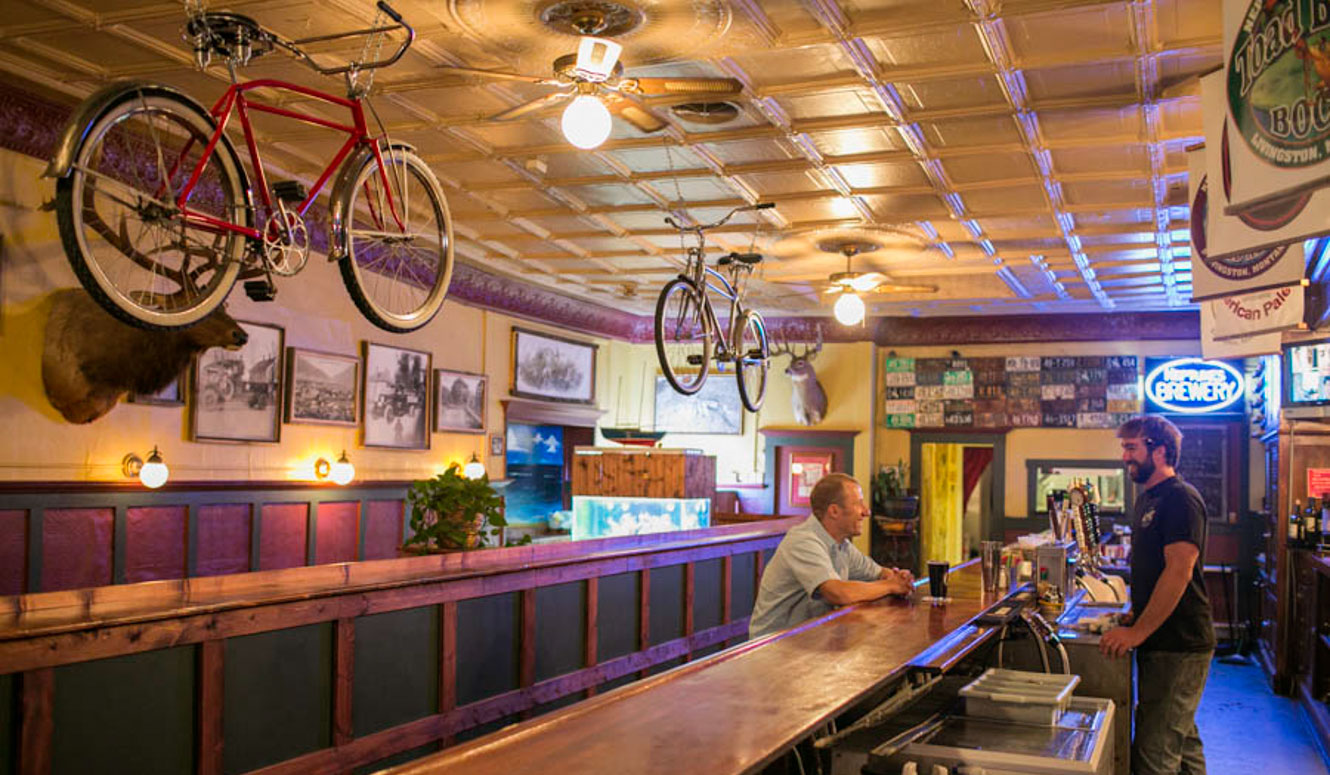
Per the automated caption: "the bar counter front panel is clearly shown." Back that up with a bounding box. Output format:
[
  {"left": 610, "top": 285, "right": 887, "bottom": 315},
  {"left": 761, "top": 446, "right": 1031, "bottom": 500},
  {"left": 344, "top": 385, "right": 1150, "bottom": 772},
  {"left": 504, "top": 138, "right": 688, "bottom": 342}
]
[{"left": 386, "top": 563, "right": 997, "bottom": 775}]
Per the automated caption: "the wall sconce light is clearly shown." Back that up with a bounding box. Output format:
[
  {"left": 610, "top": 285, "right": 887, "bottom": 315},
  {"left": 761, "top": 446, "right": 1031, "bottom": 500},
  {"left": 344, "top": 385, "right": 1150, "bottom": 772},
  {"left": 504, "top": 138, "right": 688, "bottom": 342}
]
[
  {"left": 123, "top": 446, "right": 169, "bottom": 489},
  {"left": 316, "top": 450, "right": 355, "bottom": 486},
  {"left": 463, "top": 452, "right": 486, "bottom": 480}
]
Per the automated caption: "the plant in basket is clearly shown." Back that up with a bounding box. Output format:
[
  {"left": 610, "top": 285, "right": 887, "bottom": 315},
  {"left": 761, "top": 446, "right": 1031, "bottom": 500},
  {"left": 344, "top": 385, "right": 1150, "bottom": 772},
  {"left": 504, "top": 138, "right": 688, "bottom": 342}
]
[
  {"left": 404, "top": 463, "right": 507, "bottom": 551},
  {"left": 871, "top": 460, "right": 918, "bottom": 520}
]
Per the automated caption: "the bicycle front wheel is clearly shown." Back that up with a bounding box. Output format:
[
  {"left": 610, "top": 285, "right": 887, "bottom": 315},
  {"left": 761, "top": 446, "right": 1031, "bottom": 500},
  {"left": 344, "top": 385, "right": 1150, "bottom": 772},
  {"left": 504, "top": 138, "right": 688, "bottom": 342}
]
[
  {"left": 735, "top": 311, "right": 769, "bottom": 412},
  {"left": 654, "top": 277, "right": 712, "bottom": 395},
  {"left": 337, "top": 147, "right": 453, "bottom": 333},
  {"left": 55, "top": 89, "right": 248, "bottom": 329}
]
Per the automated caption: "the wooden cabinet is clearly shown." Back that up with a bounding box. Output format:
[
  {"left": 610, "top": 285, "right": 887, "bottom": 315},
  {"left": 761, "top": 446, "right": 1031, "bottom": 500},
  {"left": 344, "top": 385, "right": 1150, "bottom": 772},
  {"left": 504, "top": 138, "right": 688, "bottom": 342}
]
[
  {"left": 1259, "top": 421, "right": 1330, "bottom": 694},
  {"left": 571, "top": 448, "right": 715, "bottom": 500}
]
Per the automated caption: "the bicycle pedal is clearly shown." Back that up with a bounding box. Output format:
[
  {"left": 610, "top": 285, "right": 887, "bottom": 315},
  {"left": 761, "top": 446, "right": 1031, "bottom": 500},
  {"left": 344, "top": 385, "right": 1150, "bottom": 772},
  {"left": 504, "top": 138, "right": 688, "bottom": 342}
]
[
  {"left": 243, "top": 279, "right": 277, "bottom": 302},
  {"left": 686, "top": 355, "right": 705, "bottom": 366},
  {"left": 270, "top": 181, "right": 307, "bottom": 204}
]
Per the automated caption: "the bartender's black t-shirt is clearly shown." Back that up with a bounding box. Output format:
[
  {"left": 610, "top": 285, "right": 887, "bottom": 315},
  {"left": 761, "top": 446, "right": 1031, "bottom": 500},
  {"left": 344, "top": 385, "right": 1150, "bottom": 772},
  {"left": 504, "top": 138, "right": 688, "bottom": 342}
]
[{"left": 1130, "top": 476, "right": 1216, "bottom": 652}]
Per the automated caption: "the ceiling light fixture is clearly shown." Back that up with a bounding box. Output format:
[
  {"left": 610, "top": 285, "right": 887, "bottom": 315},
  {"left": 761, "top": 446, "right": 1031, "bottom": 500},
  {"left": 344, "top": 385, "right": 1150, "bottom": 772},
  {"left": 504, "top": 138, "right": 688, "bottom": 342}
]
[
  {"left": 573, "top": 36, "right": 622, "bottom": 81},
  {"left": 561, "top": 94, "right": 613, "bottom": 149},
  {"left": 834, "top": 292, "right": 866, "bottom": 326}
]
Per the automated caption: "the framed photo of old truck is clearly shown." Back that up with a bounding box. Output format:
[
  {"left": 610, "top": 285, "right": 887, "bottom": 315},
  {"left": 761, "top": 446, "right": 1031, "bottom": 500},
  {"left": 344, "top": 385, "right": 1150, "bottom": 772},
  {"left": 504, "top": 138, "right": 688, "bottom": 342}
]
[
  {"left": 363, "top": 342, "right": 432, "bottom": 449},
  {"left": 191, "top": 321, "right": 284, "bottom": 443}
]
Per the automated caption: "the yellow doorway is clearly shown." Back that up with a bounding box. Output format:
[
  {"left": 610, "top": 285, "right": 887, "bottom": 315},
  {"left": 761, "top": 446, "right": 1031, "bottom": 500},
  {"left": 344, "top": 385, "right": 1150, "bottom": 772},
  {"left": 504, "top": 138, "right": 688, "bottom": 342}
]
[{"left": 919, "top": 442, "right": 995, "bottom": 565}]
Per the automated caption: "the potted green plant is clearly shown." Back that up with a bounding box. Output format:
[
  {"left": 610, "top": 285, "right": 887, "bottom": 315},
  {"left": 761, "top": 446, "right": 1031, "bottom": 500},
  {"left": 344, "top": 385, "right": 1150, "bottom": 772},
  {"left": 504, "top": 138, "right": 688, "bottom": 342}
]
[
  {"left": 872, "top": 460, "right": 919, "bottom": 520},
  {"left": 404, "top": 463, "right": 507, "bottom": 551}
]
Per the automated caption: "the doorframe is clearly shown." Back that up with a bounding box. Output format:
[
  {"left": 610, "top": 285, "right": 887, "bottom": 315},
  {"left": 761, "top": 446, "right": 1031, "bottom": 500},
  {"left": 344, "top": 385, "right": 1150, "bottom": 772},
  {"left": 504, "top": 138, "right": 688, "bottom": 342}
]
[{"left": 909, "top": 431, "right": 1007, "bottom": 543}]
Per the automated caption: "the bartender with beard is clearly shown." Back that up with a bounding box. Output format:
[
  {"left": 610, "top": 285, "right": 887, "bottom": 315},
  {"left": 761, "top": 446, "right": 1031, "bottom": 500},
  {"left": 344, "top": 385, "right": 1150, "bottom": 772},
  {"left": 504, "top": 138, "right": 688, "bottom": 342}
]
[{"left": 1101, "top": 414, "right": 1215, "bottom": 775}]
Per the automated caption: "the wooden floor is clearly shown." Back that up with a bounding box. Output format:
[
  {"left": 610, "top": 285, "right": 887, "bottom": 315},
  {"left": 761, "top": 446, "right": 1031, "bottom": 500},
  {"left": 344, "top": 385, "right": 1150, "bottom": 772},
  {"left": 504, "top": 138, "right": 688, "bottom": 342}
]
[{"left": 385, "top": 562, "right": 997, "bottom": 775}]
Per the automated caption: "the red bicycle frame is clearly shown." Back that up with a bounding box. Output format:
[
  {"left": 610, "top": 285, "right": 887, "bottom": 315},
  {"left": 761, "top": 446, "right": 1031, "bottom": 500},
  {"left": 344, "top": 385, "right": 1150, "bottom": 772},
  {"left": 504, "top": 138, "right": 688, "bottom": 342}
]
[{"left": 169, "top": 78, "right": 404, "bottom": 241}]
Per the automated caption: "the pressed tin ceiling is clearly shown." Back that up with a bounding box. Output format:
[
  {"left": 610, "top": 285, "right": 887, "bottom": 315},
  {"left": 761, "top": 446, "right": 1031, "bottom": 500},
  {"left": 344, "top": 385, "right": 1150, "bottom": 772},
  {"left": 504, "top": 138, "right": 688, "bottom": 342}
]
[{"left": 0, "top": 0, "right": 1220, "bottom": 320}]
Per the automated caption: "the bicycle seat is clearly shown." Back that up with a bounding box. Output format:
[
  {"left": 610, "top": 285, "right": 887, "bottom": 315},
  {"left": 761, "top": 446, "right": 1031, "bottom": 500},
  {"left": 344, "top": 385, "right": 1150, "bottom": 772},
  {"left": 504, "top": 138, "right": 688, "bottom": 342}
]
[
  {"left": 185, "top": 13, "right": 275, "bottom": 65},
  {"left": 723, "top": 252, "right": 763, "bottom": 265}
]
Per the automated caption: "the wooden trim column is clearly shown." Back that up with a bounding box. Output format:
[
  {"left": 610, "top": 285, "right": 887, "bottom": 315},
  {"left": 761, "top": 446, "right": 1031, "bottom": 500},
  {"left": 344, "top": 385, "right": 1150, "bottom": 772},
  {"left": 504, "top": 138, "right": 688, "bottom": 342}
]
[
  {"left": 583, "top": 577, "right": 598, "bottom": 699},
  {"left": 519, "top": 589, "right": 536, "bottom": 719},
  {"left": 637, "top": 569, "right": 650, "bottom": 680},
  {"left": 197, "top": 640, "right": 225, "bottom": 775},
  {"left": 439, "top": 601, "right": 457, "bottom": 746},
  {"left": 683, "top": 563, "right": 695, "bottom": 661},
  {"left": 18, "top": 668, "right": 53, "bottom": 775},
  {"left": 333, "top": 618, "right": 355, "bottom": 746}
]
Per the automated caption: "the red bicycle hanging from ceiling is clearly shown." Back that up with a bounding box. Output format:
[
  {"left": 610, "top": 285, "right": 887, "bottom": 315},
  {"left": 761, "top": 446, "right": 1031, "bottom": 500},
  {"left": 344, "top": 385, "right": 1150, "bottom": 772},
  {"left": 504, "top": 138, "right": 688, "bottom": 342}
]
[{"left": 44, "top": 1, "right": 453, "bottom": 333}]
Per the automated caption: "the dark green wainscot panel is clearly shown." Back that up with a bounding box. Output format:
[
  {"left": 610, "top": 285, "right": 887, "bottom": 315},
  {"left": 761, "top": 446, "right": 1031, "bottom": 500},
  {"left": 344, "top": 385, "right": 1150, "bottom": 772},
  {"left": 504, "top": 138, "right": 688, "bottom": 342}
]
[
  {"left": 353, "top": 606, "right": 439, "bottom": 738},
  {"left": 52, "top": 645, "right": 195, "bottom": 775},
  {"left": 693, "top": 558, "right": 724, "bottom": 632},
  {"left": 648, "top": 564, "right": 684, "bottom": 647},
  {"left": 1, "top": 672, "right": 13, "bottom": 775},
  {"left": 535, "top": 581, "right": 586, "bottom": 683},
  {"left": 223, "top": 623, "right": 333, "bottom": 775},
  {"left": 456, "top": 592, "right": 518, "bottom": 706},
  {"left": 731, "top": 552, "right": 757, "bottom": 622},
  {"left": 596, "top": 571, "right": 640, "bottom": 662}
]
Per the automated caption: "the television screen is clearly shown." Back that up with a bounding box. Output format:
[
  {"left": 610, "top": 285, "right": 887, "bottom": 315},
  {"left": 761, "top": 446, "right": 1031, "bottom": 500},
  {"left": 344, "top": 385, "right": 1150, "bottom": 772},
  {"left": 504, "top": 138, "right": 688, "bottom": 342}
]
[{"left": 1286, "top": 342, "right": 1330, "bottom": 406}]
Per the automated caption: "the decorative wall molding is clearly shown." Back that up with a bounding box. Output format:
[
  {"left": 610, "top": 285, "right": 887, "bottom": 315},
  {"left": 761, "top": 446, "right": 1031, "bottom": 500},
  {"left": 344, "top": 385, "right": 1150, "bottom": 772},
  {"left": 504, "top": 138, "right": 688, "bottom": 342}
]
[{"left": 0, "top": 82, "right": 1202, "bottom": 345}]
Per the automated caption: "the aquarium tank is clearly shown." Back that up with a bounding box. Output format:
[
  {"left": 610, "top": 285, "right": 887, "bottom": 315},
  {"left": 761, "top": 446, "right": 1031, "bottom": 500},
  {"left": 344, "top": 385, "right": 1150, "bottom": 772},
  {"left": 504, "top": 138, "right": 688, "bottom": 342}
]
[
  {"left": 571, "top": 496, "right": 711, "bottom": 540},
  {"left": 505, "top": 423, "right": 565, "bottom": 527}
]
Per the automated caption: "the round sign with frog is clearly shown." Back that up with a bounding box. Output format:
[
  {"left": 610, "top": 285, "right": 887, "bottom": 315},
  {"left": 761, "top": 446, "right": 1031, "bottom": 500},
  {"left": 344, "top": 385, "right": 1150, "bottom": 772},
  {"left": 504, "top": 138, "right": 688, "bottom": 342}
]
[{"left": 1228, "top": 0, "right": 1330, "bottom": 168}]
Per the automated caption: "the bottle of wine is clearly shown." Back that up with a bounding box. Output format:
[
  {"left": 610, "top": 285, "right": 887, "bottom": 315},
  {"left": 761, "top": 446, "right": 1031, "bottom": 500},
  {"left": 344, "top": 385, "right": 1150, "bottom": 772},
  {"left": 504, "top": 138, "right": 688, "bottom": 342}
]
[
  {"left": 1292, "top": 500, "right": 1304, "bottom": 549},
  {"left": 1307, "top": 499, "right": 1321, "bottom": 550}
]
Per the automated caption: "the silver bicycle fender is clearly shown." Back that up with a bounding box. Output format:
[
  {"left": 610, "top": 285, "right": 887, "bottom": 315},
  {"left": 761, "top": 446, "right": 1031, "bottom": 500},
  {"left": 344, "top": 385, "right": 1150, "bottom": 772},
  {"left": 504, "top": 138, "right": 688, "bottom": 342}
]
[
  {"left": 327, "top": 140, "right": 417, "bottom": 260},
  {"left": 44, "top": 81, "right": 208, "bottom": 179}
]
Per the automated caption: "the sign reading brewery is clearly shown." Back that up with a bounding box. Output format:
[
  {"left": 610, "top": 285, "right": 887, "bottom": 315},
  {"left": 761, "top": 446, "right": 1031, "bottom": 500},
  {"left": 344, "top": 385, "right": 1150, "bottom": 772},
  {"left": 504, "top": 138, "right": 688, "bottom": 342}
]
[
  {"left": 1224, "top": 0, "right": 1330, "bottom": 209},
  {"left": 1144, "top": 358, "right": 1246, "bottom": 415}
]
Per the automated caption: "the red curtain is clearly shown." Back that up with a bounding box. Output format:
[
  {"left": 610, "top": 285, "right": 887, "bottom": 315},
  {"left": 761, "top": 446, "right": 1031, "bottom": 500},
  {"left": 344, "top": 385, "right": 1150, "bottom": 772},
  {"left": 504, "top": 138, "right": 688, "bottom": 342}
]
[{"left": 962, "top": 447, "right": 994, "bottom": 512}]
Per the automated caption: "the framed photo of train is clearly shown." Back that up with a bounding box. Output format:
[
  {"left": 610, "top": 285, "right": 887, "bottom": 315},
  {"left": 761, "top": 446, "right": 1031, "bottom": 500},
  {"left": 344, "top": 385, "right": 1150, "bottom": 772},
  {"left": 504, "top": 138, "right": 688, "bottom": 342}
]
[
  {"left": 285, "top": 348, "right": 359, "bottom": 427},
  {"left": 191, "top": 321, "right": 284, "bottom": 443},
  {"left": 362, "top": 342, "right": 431, "bottom": 450}
]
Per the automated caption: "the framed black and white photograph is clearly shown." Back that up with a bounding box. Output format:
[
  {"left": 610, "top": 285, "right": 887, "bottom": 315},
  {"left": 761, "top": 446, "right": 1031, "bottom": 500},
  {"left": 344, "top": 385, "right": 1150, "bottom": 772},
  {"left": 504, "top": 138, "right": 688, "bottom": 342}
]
[
  {"left": 489, "top": 432, "right": 505, "bottom": 457},
  {"left": 285, "top": 348, "right": 359, "bottom": 426},
  {"left": 129, "top": 372, "right": 185, "bottom": 407},
  {"left": 192, "top": 321, "right": 284, "bottom": 443},
  {"left": 363, "top": 342, "right": 431, "bottom": 449},
  {"left": 654, "top": 375, "right": 743, "bottom": 435},
  {"left": 511, "top": 327, "right": 596, "bottom": 404},
  {"left": 434, "top": 369, "right": 486, "bottom": 433}
]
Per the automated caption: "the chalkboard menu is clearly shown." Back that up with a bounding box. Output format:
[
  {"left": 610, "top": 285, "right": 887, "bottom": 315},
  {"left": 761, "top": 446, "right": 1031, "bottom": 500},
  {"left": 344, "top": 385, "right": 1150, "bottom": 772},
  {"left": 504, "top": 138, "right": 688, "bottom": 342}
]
[
  {"left": 883, "top": 356, "right": 1142, "bottom": 429},
  {"left": 1176, "top": 426, "right": 1226, "bottom": 521}
]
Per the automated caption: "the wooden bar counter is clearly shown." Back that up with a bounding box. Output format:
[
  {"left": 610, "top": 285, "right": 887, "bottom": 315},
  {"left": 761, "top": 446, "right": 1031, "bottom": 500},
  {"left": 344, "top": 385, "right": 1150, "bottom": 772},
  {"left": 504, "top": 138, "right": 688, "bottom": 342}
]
[{"left": 386, "top": 562, "right": 994, "bottom": 775}]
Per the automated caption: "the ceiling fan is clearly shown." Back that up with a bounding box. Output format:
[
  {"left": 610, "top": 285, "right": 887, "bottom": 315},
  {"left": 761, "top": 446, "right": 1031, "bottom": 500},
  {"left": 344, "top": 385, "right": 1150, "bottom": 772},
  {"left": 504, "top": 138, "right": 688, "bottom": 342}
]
[
  {"left": 765, "top": 238, "right": 937, "bottom": 325},
  {"left": 771, "top": 239, "right": 939, "bottom": 295},
  {"left": 440, "top": 6, "right": 744, "bottom": 148}
]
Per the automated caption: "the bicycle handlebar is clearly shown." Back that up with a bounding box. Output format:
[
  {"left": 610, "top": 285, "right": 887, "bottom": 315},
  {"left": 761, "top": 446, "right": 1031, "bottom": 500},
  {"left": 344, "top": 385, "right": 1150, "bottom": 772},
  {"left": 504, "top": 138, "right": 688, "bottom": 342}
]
[
  {"left": 283, "top": 3, "right": 414, "bottom": 76},
  {"left": 664, "top": 202, "right": 774, "bottom": 234}
]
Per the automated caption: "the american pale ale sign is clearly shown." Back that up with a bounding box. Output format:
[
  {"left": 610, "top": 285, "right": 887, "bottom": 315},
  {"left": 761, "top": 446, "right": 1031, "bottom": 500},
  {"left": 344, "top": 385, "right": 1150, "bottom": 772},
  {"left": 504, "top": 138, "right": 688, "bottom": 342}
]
[{"left": 1224, "top": 0, "right": 1330, "bottom": 207}]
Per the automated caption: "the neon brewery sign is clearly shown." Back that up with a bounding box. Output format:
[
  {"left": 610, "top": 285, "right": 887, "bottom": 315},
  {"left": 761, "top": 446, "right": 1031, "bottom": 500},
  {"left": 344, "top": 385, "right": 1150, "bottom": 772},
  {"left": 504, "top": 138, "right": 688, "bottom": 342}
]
[{"left": 1144, "top": 358, "right": 1246, "bottom": 415}]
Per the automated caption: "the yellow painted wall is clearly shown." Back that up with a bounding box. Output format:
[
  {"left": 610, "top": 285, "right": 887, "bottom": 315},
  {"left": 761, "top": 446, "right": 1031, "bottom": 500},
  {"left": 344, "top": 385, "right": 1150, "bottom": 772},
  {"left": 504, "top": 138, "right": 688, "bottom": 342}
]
[
  {"left": 0, "top": 148, "right": 620, "bottom": 483},
  {"left": 874, "top": 339, "right": 1204, "bottom": 519}
]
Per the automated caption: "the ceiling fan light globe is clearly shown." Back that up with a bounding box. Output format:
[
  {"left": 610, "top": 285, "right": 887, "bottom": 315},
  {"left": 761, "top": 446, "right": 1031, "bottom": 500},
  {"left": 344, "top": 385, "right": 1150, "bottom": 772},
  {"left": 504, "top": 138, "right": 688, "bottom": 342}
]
[
  {"left": 834, "top": 292, "right": 866, "bottom": 326},
  {"left": 562, "top": 95, "right": 613, "bottom": 149},
  {"left": 574, "top": 36, "right": 622, "bottom": 81}
]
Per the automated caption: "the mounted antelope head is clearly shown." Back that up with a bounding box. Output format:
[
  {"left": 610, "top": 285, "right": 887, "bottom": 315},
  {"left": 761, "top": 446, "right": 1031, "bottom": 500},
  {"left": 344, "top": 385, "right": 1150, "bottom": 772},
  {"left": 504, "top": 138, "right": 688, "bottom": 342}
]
[
  {"left": 42, "top": 289, "right": 248, "bottom": 424},
  {"left": 769, "top": 325, "right": 827, "bottom": 426}
]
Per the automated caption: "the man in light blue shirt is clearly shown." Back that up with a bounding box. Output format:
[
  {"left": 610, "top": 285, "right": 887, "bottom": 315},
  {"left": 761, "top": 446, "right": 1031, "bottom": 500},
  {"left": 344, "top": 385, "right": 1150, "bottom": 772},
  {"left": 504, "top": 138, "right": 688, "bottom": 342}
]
[{"left": 749, "top": 472, "right": 914, "bottom": 639}]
